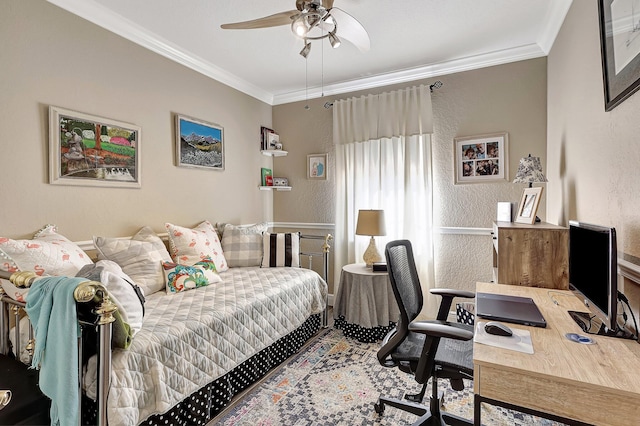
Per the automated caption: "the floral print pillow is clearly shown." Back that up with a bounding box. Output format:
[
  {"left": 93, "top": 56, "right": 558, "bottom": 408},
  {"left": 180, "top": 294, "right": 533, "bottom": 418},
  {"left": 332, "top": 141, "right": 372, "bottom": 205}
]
[{"left": 162, "top": 257, "right": 221, "bottom": 294}]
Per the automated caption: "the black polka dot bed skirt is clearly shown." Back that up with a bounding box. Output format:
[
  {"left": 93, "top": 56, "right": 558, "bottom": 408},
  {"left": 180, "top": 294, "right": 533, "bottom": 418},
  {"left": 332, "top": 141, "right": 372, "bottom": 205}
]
[
  {"left": 333, "top": 315, "right": 396, "bottom": 343},
  {"left": 81, "top": 313, "right": 322, "bottom": 426}
]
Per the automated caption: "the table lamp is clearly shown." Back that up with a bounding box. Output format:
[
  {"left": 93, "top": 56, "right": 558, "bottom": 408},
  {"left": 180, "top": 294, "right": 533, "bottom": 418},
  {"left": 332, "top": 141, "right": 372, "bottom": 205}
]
[
  {"left": 356, "top": 209, "right": 386, "bottom": 267},
  {"left": 513, "top": 154, "right": 547, "bottom": 188}
]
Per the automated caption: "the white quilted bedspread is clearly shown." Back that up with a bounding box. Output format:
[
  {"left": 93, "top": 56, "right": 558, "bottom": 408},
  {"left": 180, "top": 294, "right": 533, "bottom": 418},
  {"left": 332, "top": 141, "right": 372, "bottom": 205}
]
[{"left": 84, "top": 266, "right": 327, "bottom": 425}]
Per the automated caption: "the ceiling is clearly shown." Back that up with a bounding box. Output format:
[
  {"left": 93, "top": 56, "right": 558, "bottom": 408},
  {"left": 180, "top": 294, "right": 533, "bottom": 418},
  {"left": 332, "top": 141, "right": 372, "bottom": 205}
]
[{"left": 47, "top": 0, "right": 572, "bottom": 105}]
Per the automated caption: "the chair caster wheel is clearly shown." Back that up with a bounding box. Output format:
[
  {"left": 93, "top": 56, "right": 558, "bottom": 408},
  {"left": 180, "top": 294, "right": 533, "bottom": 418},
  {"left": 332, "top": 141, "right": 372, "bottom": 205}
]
[{"left": 374, "top": 402, "right": 385, "bottom": 415}]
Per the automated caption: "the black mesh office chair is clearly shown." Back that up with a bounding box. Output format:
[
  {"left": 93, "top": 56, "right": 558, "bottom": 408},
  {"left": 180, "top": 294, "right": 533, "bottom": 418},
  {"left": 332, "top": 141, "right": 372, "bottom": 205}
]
[{"left": 374, "top": 240, "right": 475, "bottom": 425}]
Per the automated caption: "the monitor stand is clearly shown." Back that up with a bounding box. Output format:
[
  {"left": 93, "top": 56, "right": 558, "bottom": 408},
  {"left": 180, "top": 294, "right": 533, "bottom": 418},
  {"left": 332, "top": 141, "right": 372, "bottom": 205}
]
[{"left": 568, "top": 310, "right": 636, "bottom": 340}]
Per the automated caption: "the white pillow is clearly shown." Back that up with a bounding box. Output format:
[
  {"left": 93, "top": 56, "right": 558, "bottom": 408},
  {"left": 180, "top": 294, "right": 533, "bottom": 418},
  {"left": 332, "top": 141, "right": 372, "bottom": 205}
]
[
  {"left": 0, "top": 278, "right": 30, "bottom": 303},
  {"left": 221, "top": 223, "right": 268, "bottom": 267},
  {"left": 0, "top": 224, "right": 92, "bottom": 277},
  {"left": 77, "top": 260, "right": 145, "bottom": 336},
  {"left": 165, "top": 221, "right": 228, "bottom": 272},
  {"left": 93, "top": 226, "right": 172, "bottom": 296}
]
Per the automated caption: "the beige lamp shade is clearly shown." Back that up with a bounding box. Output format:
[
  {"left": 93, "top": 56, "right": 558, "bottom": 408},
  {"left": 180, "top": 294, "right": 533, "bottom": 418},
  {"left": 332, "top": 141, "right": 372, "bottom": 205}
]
[
  {"left": 355, "top": 210, "right": 386, "bottom": 236},
  {"left": 356, "top": 210, "right": 386, "bottom": 266}
]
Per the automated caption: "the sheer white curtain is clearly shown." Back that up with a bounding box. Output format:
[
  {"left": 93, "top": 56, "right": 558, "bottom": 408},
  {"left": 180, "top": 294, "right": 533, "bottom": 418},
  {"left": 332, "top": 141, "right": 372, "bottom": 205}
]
[{"left": 333, "top": 85, "right": 438, "bottom": 315}]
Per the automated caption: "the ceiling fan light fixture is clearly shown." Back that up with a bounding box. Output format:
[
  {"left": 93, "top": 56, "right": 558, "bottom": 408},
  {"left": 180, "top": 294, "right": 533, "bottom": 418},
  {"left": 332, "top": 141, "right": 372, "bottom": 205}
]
[
  {"left": 328, "top": 31, "right": 341, "bottom": 48},
  {"left": 292, "top": 17, "right": 308, "bottom": 37},
  {"left": 299, "top": 41, "right": 311, "bottom": 58}
]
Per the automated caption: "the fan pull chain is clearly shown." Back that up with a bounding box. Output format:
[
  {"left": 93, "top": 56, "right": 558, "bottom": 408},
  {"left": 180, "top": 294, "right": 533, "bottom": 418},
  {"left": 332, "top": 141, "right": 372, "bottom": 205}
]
[
  {"left": 321, "top": 26, "right": 325, "bottom": 97},
  {"left": 305, "top": 53, "right": 310, "bottom": 110}
]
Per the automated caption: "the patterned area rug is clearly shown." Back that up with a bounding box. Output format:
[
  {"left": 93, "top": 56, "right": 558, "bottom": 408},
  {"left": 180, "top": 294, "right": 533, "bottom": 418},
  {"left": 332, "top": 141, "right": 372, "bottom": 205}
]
[{"left": 212, "top": 328, "right": 566, "bottom": 425}]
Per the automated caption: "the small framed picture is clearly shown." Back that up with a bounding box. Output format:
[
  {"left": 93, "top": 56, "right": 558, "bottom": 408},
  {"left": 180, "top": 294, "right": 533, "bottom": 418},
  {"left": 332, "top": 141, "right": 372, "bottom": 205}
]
[
  {"left": 267, "top": 132, "right": 282, "bottom": 150},
  {"left": 176, "top": 114, "right": 224, "bottom": 170},
  {"left": 307, "top": 153, "right": 327, "bottom": 180},
  {"left": 454, "top": 132, "right": 508, "bottom": 184},
  {"left": 515, "top": 187, "right": 543, "bottom": 224}
]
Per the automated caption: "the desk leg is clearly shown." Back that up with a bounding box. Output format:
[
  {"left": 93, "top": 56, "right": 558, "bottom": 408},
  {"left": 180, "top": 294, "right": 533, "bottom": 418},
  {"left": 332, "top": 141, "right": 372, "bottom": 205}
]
[{"left": 473, "top": 394, "right": 481, "bottom": 426}]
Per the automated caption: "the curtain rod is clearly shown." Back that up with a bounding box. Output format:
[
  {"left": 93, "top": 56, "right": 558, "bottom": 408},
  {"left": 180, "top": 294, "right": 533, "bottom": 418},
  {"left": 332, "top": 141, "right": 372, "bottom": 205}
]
[{"left": 323, "top": 81, "right": 443, "bottom": 109}]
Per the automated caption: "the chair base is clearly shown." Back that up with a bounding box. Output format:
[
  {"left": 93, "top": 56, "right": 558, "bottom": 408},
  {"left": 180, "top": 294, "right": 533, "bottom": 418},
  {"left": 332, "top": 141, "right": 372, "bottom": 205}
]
[{"left": 374, "top": 395, "right": 472, "bottom": 426}]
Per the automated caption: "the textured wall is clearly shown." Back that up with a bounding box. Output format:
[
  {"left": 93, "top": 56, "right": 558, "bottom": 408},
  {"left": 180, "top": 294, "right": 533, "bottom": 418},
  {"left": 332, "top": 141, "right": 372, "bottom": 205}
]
[
  {"left": 547, "top": 0, "right": 640, "bottom": 303},
  {"left": 0, "top": 1, "right": 272, "bottom": 240},
  {"left": 547, "top": 0, "right": 640, "bottom": 254},
  {"left": 273, "top": 58, "right": 548, "bottom": 293}
]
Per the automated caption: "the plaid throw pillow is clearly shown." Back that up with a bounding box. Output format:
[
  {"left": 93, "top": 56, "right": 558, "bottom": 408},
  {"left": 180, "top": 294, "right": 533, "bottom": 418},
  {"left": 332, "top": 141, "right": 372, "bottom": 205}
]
[
  {"left": 261, "top": 232, "right": 300, "bottom": 267},
  {"left": 220, "top": 223, "right": 268, "bottom": 267}
]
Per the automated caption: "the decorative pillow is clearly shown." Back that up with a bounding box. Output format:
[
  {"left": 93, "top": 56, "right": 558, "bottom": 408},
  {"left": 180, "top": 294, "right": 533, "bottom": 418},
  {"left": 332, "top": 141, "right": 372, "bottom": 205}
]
[
  {"left": 76, "top": 260, "right": 145, "bottom": 336},
  {"left": 221, "top": 223, "right": 268, "bottom": 267},
  {"left": 165, "top": 221, "right": 228, "bottom": 272},
  {"left": 94, "top": 226, "right": 172, "bottom": 296},
  {"left": 0, "top": 279, "right": 30, "bottom": 303},
  {"left": 0, "top": 224, "right": 92, "bottom": 277},
  {"left": 261, "top": 232, "right": 301, "bottom": 267},
  {"left": 162, "top": 257, "right": 222, "bottom": 294},
  {"left": 214, "top": 222, "right": 228, "bottom": 241}
]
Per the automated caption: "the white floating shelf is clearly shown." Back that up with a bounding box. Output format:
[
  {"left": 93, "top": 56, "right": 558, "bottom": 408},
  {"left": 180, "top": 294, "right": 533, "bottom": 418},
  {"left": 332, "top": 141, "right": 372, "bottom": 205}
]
[
  {"left": 259, "top": 186, "right": 292, "bottom": 191},
  {"left": 261, "top": 150, "right": 288, "bottom": 157}
]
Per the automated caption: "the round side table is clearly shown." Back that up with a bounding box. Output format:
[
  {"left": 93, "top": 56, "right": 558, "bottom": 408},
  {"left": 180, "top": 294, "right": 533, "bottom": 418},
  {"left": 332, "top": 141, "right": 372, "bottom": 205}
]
[{"left": 333, "top": 263, "right": 400, "bottom": 342}]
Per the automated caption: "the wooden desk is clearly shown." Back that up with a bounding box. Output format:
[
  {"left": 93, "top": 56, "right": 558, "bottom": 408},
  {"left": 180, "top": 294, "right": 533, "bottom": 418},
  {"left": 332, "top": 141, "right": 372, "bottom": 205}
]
[{"left": 473, "top": 282, "right": 640, "bottom": 426}]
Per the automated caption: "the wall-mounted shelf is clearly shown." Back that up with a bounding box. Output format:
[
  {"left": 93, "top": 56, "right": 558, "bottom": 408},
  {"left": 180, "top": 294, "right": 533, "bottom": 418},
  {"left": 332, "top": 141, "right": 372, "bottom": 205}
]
[
  {"left": 261, "top": 150, "right": 288, "bottom": 157},
  {"left": 259, "top": 186, "right": 292, "bottom": 191}
]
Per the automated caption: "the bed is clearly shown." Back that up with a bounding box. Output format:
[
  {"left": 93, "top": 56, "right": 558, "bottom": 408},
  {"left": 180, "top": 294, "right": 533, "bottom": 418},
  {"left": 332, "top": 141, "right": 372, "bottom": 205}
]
[{"left": 0, "top": 222, "right": 331, "bottom": 425}]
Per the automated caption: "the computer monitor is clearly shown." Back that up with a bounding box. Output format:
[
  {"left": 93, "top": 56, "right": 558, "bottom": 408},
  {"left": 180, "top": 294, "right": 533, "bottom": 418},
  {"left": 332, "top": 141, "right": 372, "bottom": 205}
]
[{"left": 568, "top": 221, "right": 618, "bottom": 332}]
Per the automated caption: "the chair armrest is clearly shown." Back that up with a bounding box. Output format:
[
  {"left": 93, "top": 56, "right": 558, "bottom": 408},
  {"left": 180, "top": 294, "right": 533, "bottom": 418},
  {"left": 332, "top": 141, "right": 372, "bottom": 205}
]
[
  {"left": 430, "top": 289, "right": 475, "bottom": 299},
  {"left": 408, "top": 321, "right": 474, "bottom": 341},
  {"left": 430, "top": 288, "right": 475, "bottom": 320}
]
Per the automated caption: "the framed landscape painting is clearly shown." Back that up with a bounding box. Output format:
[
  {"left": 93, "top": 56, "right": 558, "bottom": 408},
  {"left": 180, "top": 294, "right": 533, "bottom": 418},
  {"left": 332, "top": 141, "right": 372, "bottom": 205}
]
[
  {"left": 176, "top": 114, "right": 224, "bottom": 170},
  {"left": 49, "top": 106, "right": 141, "bottom": 188}
]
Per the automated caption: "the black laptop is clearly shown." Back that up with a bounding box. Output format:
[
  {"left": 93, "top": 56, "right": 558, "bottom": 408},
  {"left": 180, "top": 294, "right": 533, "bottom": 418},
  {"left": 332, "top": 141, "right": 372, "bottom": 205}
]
[{"left": 476, "top": 292, "right": 547, "bottom": 328}]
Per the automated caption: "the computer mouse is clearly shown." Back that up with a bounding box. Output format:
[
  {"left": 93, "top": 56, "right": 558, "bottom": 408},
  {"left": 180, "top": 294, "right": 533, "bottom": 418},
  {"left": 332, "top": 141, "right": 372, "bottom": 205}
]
[{"left": 484, "top": 321, "right": 513, "bottom": 337}]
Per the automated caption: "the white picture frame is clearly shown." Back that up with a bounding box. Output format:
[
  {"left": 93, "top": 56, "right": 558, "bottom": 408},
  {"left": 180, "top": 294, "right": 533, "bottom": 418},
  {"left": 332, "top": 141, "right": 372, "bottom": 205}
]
[
  {"left": 307, "top": 153, "right": 327, "bottom": 180},
  {"left": 49, "top": 105, "right": 141, "bottom": 188},
  {"left": 515, "top": 186, "right": 543, "bottom": 224},
  {"left": 454, "top": 132, "right": 508, "bottom": 184}
]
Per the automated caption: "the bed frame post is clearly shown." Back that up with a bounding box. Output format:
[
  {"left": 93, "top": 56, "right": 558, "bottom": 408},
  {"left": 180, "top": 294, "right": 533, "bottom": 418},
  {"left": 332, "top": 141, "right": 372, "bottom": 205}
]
[
  {"left": 0, "top": 285, "right": 8, "bottom": 355},
  {"left": 74, "top": 282, "right": 117, "bottom": 426},
  {"left": 322, "top": 234, "right": 333, "bottom": 328}
]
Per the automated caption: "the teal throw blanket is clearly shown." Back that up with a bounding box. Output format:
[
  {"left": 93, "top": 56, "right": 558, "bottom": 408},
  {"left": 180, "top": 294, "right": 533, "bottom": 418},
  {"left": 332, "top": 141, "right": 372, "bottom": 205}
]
[{"left": 26, "top": 276, "right": 84, "bottom": 426}]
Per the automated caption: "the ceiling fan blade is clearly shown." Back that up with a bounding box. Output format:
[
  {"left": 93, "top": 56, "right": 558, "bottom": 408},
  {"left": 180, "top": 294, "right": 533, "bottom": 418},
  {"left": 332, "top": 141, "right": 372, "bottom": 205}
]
[
  {"left": 322, "top": 0, "right": 335, "bottom": 9},
  {"left": 221, "top": 10, "right": 298, "bottom": 30},
  {"left": 330, "top": 7, "right": 370, "bottom": 52}
]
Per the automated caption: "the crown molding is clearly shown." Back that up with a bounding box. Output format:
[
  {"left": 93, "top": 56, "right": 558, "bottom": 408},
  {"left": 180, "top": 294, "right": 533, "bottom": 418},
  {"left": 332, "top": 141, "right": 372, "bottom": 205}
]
[
  {"left": 48, "top": 0, "right": 568, "bottom": 106},
  {"left": 537, "top": 0, "right": 573, "bottom": 54},
  {"left": 272, "top": 43, "right": 547, "bottom": 105}
]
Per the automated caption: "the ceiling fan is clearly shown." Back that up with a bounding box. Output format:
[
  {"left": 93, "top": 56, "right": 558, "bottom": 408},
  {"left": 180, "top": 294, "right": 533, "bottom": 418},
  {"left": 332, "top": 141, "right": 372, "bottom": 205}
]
[{"left": 220, "top": 0, "right": 370, "bottom": 58}]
